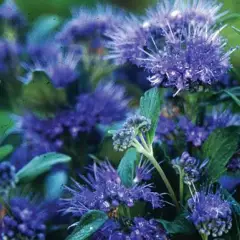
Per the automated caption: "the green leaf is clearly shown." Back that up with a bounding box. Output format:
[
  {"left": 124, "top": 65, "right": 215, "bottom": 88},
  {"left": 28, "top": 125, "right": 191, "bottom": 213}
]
[
  {"left": 22, "top": 71, "right": 67, "bottom": 117},
  {"left": 28, "top": 15, "right": 62, "bottom": 45},
  {"left": 140, "top": 87, "right": 162, "bottom": 144},
  {"left": 224, "top": 90, "right": 240, "bottom": 107},
  {"left": 203, "top": 127, "right": 239, "bottom": 182},
  {"left": 16, "top": 152, "right": 71, "bottom": 183},
  {"left": 232, "top": 26, "right": 240, "bottom": 35},
  {"left": 66, "top": 210, "right": 108, "bottom": 240},
  {"left": 220, "top": 14, "right": 240, "bottom": 24},
  {"left": 0, "top": 111, "right": 14, "bottom": 139},
  {"left": 117, "top": 148, "right": 139, "bottom": 187},
  {"left": 223, "top": 189, "right": 240, "bottom": 216},
  {"left": 158, "top": 213, "right": 195, "bottom": 235},
  {"left": 0, "top": 145, "right": 13, "bottom": 161}
]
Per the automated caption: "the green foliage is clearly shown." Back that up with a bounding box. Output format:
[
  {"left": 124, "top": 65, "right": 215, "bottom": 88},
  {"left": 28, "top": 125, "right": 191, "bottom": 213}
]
[
  {"left": 21, "top": 71, "right": 67, "bottom": 116},
  {"left": 224, "top": 89, "right": 240, "bottom": 107},
  {"left": 66, "top": 210, "right": 108, "bottom": 240},
  {"left": 0, "top": 144, "right": 13, "bottom": 161},
  {"left": 158, "top": 213, "right": 195, "bottom": 235},
  {"left": 140, "top": 87, "right": 162, "bottom": 144},
  {"left": 117, "top": 148, "right": 139, "bottom": 187},
  {"left": 28, "top": 15, "right": 62, "bottom": 44},
  {"left": 203, "top": 127, "right": 239, "bottom": 182},
  {"left": 16, "top": 152, "right": 71, "bottom": 183},
  {"left": 0, "top": 111, "right": 14, "bottom": 138},
  {"left": 223, "top": 189, "right": 240, "bottom": 216}
]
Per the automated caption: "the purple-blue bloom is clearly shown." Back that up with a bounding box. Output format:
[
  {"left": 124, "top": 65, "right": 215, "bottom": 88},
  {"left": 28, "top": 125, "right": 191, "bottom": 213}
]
[
  {"left": 188, "top": 189, "right": 232, "bottom": 237},
  {"left": 93, "top": 217, "right": 168, "bottom": 240},
  {"left": 172, "top": 152, "right": 207, "bottom": 184},
  {"left": 76, "top": 81, "right": 129, "bottom": 125},
  {"left": 107, "top": 0, "right": 234, "bottom": 93},
  {"left": 227, "top": 156, "right": 240, "bottom": 172},
  {"left": 206, "top": 109, "right": 240, "bottom": 131},
  {"left": 21, "top": 82, "right": 129, "bottom": 151},
  {"left": 24, "top": 48, "right": 80, "bottom": 87},
  {"left": 0, "top": 161, "right": 16, "bottom": 194},
  {"left": 61, "top": 161, "right": 163, "bottom": 217},
  {"left": 178, "top": 116, "right": 209, "bottom": 147},
  {"left": 1, "top": 197, "right": 47, "bottom": 240},
  {"left": 0, "top": 0, "right": 26, "bottom": 30},
  {"left": 146, "top": 0, "right": 226, "bottom": 28},
  {"left": 57, "top": 5, "right": 123, "bottom": 51},
  {"left": 156, "top": 115, "right": 176, "bottom": 144}
]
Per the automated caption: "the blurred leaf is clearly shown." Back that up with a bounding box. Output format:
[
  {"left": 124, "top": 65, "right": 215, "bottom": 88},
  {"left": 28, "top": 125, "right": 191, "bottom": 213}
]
[
  {"left": 0, "top": 129, "right": 23, "bottom": 148},
  {"left": 22, "top": 71, "right": 67, "bottom": 116},
  {"left": 16, "top": 152, "right": 71, "bottom": 183},
  {"left": 140, "top": 87, "right": 162, "bottom": 144},
  {"left": 27, "top": 15, "right": 62, "bottom": 44},
  {"left": 224, "top": 90, "right": 240, "bottom": 106},
  {"left": 158, "top": 213, "right": 195, "bottom": 235},
  {"left": 0, "top": 144, "right": 13, "bottom": 161},
  {"left": 66, "top": 210, "right": 108, "bottom": 240},
  {"left": 44, "top": 169, "right": 68, "bottom": 200},
  {"left": 203, "top": 127, "right": 239, "bottom": 182},
  {"left": 223, "top": 189, "right": 240, "bottom": 216},
  {"left": 220, "top": 14, "right": 240, "bottom": 24},
  {"left": 232, "top": 26, "right": 240, "bottom": 35},
  {"left": 15, "top": 0, "right": 96, "bottom": 22},
  {"left": 0, "top": 111, "right": 14, "bottom": 138},
  {"left": 117, "top": 148, "right": 139, "bottom": 187}
]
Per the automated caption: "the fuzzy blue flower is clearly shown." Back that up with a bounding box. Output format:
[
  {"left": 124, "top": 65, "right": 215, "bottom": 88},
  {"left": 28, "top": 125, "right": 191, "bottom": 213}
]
[
  {"left": 172, "top": 152, "right": 207, "bottom": 184},
  {"left": 107, "top": 0, "right": 235, "bottom": 93},
  {"left": 57, "top": 5, "right": 123, "bottom": 51},
  {"left": 61, "top": 161, "right": 163, "bottom": 217},
  {"left": 0, "top": 162, "right": 17, "bottom": 195},
  {"left": 21, "top": 82, "right": 129, "bottom": 151},
  {"left": 0, "top": 0, "right": 26, "bottom": 30},
  {"left": 143, "top": 25, "right": 233, "bottom": 93},
  {"left": 146, "top": 0, "right": 226, "bottom": 28},
  {"left": 206, "top": 109, "right": 240, "bottom": 131},
  {"left": 188, "top": 189, "right": 232, "bottom": 237},
  {"left": 1, "top": 197, "right": 47, "bottom": 240},
  {"left": 178, "top": 116, "right": 209, "bottom": 147},
  {"left": 156, "top": 115, "right": 176, "bottom": 144},
  {"left": 76, "top": 82, "right": 129, "bottom": 125},
  {"left": 106, "top": 16, "right": 147, "bottom": 65},
  {"left": 227, "top": 157, "right": 240, "bottom": 172},
  {"left": 93, "top": 217, "right": 168, "bottom": 240},
  {"left": 24, "top": 48, "right": 80, "bottom": 87},
  {"left": 0, "top": 39, "right": 18, "bottom": 73}
]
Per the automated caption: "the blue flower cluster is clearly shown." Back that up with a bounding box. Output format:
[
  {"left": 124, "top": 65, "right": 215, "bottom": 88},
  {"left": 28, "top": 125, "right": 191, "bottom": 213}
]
[
  {"left": 156, "top": 109, "right": 240, "bottom": 147},
  {"left": 172, "top": 152, "right": 207, "bottom": 184},
  {"left": 107, "top": 0, "right": 236, "bottom": 93},
  {"left": 0, "top": 161, "right": 16, "bottom": 194},
  {"left": 188, "top": 189, "right": 232, "bottom": 237},
  {"left": 1, "top": 197, "right": 47, "bottom": 240},
  {"left": 113, "top": 115, "right": 151, "bottom": 151},
  {"left": 61, "top": 161, "right": 163, "bottom": 217},
  {"left": 93, "top": 217, "right": 168, "bottom": 240},
  {"left": 21, "top": 81, "right": 129, "bottom": 151},
  {"left": 0, "top": 0, "right": 239, "bottom": 239}
]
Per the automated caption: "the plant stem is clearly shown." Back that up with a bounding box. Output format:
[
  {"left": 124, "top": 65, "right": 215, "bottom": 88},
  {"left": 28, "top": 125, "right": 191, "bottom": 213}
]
[
  {"left": 132, "top": 139, "right": 180, "bottom": 211},
  {"left": 143, "top": 148, "right": 180, "bottom": 211},
  {"left": 179, "top": 169, "right": 184, "bottom": 206},
  {"left": 200, "top": 233, "right": 208, "bottom": 240},
  {"left": 139, "top": 133, "right": 150, "bottom": 152}
]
